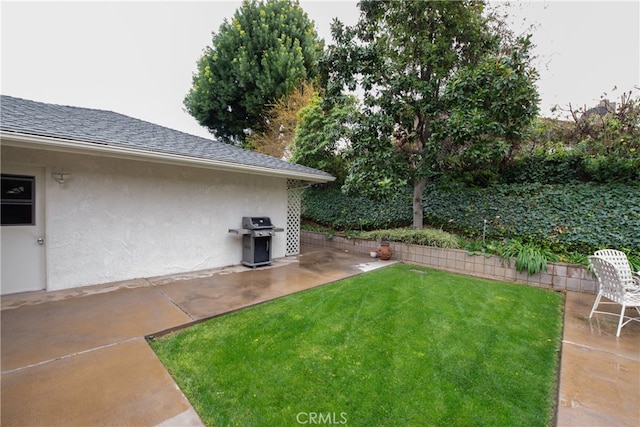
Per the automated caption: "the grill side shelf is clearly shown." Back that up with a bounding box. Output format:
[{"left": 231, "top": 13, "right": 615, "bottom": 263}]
[{"left": 228, "top": 228, "right": 251, "bottom": 235}]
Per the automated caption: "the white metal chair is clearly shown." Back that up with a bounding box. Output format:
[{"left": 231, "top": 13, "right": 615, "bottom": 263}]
[
  {"left": 594, "top": 249, "right": 640, "bottom": 291},
  {"left": 588, "top": 255, "right": 640, "bottom": 337}
]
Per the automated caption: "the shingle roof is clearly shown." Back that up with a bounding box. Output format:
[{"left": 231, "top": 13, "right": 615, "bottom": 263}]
[{"left": 0, "top": 95, "right": 333, "bottom": 181}]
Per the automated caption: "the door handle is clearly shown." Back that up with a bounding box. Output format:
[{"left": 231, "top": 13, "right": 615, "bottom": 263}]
[{"left": 37, "top": 237, "right": 45, "bottom": 245}]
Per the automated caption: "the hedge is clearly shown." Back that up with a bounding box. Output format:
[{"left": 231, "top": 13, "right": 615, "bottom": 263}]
[{"left": 302, "top": 182, "right": 640, "bottom": 255}]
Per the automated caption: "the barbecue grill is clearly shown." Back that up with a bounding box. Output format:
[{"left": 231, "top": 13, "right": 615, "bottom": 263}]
[{"left": 228, "top": 217, "right": 284, "bottom": 267}]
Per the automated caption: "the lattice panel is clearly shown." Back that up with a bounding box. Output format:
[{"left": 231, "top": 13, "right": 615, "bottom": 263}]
[{"left": 286, "top": 180, "right": 303, "bottom": 256}]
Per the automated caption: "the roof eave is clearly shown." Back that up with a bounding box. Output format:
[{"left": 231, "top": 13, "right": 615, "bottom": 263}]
[{"left": 0, "top": 130, "right": 335, "bottom": 183}]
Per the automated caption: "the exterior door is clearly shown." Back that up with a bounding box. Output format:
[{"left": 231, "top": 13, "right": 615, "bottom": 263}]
[{"left": 1, "top": 165, "right": 46, "bottom": 294}]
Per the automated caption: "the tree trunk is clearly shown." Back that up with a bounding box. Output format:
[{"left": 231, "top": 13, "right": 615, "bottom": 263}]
[{"left": 412, "top": 178, "right": 426, "bottom": 229}]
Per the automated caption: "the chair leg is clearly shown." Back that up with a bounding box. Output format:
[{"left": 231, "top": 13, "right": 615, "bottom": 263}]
[
  {"left": 616, "top": 304, "right": 627, "bottom": 337},
  {"left": 589, "top": 293, "right": 602, "bottom": 319}
]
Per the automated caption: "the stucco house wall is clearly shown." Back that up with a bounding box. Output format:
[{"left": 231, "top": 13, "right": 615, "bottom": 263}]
[
  {"left": 3, "top": 146, "right": 289, "bottom": 290},
  {"left": 1, "top": 95, "right": 333, "bottom": 294}
]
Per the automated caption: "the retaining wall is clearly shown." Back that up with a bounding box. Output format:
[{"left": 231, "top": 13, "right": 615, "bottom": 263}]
[{"left": 301, "top": 231, "right": 596, "bottom": 294}]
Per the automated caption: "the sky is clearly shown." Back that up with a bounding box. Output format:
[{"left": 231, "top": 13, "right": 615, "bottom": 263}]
[{"left": 1, "top": 1, "right": 638, "bottom": 140}]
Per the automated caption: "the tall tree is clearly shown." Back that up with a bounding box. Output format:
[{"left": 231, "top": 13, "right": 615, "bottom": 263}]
[
  {"left": 324, "top": 0, "right": 539, "bottom": 228},
  {"left": 184, "top": 0, "right": 322, "bottom": 145}
]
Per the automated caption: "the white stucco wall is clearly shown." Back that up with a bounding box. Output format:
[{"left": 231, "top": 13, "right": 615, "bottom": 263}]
[{"left": 2, "top": 146, "right": 289, "bottom": 291}]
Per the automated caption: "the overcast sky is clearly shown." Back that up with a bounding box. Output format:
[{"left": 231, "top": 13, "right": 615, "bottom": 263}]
[{"left": 1, "top": 1, "right": 638, "bottom": 139}]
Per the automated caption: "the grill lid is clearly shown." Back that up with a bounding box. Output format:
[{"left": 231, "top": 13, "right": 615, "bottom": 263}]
[{"left": 242, "top": 216, "right": 274, "bottom": 229}]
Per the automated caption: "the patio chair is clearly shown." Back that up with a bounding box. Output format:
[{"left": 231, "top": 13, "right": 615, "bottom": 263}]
[
  {"left": 588, "top": 256, "right": 640, "bottom": 337},
  {"left": 594, "top": 249, "right": 640, "bottom": 291}
]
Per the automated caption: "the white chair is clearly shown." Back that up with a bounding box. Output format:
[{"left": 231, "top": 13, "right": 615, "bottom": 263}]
[
  {"left": 594, "top": 249, "right": 640, "bottom": 291},
  {"left": 588, "top": 256, "right": 640, "bottom": 337}
]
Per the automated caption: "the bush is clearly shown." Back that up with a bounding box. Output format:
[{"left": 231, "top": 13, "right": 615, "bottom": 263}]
[
  {"left": 302, "top": 182, "right": 640, "bottom": 257},
  {"left": 499, "top": 143, "right": 639, "bottom": 184},
  {"left": 422, "top": 182, "right": 640, "bottom": 255},
  {"left": 499, "top": 239, "right": 559, "bottom": 275},
  {"left": 357, "top": 228, "right": 461, "bottom": 249},
  {"left": 302, "top": 187, "right": 412, "bottom": 230}
]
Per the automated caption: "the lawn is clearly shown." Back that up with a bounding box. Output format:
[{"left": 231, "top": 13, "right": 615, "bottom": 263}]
[{"left": 150, "top": 264, "right": 564, "bottom": 426}]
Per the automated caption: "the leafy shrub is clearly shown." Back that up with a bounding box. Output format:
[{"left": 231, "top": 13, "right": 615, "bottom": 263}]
[
  {"left": 500, "top": 148, "right": 639, "bottom": 184},
  {"left": 302, "top": 187, "right": 412, "bottom": 230},
  {"left": 499, "top": 239, "right": 559, "bottom": 275},
  {"left": 357, "top": 228, "right": 461, "bottom": 249},
  {"left": 303, "top": 182, "right": 640, "bottom": 258},
  {"left": 501, "top": 153, "right": 587, "bottom": 184},
  {"left": 583, "top": 155, "right": 640, "bottom": 183},
  {"left": 421, "top": 182, "right": 640, "bottom": 255},
  {"left": 626, "top": 252, "right": 640, "bottom": 272}
]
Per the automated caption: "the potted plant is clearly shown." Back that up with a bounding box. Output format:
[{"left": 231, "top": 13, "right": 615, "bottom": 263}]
[{"left": 379, "top": 237, "right": 393, "bottom": 260}]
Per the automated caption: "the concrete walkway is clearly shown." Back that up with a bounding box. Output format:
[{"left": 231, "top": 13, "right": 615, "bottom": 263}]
[
  {"left": 1, "top": 245, "right": 638, "bottom": 426},
  {"left": 557, "top": 291, "right": 640, "bottom": 426},
  {"left": 1, "top": 246, "right": 393, "bottom": 426}
]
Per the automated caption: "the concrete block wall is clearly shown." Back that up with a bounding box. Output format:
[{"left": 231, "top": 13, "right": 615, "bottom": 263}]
[{"left": 301, "top": 231, "right": 597, "bottom": 293}]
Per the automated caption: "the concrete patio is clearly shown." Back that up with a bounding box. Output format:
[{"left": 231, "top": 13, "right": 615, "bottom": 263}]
[
  {"left": 1, "top": 245, "right": 638, "bottom": 426},
  {"left": 557, "top": 291, "right": 640, "bottom": 426}
]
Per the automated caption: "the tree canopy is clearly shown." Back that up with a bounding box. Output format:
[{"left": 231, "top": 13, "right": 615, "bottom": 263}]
[
  {"left": 290, "top": 91, "right": 358, "bottom": 183},
  {"left": 247, "top": 82, "right": 316, "bottom": 158},
  {"left": 184, "top": 0, "right": 322, "bottom": 145},
  {"left": 324, "top": 0, "right": 539, "bottom": 228}
]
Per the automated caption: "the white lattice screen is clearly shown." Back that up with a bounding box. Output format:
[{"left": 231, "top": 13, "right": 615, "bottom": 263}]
[{"left": 286, "top": 179, "right": 304, "bottom": 256}]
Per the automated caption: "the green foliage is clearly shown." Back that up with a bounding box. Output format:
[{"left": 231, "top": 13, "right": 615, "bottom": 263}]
[
  {"left": 303, "top": 182, "right": 640, "bottom": 258},
  {"left": 357, "top": 228, "right": 461, "bottom": 249},
  {"left": 465, "top": 239, "right": 502, "bottom": 257},
  {"left": 499, "top": 239, "right": 559, "bottom": 275},
  {"left": 323, "top": 0, "right": 539, "bottom": 227},
  {"left": 421, "top": 182, "right": 640, "bottom": 255},
  {"left": 502, "top": 142, "right": 639, "bottom": 184},
  {"left": 290, "top": 93, "right": 357, "bottom": 183},
  {"left": 628, "top": 253, "right": 640, "bottom": 272},
  {"left": 440, "top": 36, "right": 539, "bottom": 171},
  {"left": 500, "top": 90, "right": 640, "bottom": 185},
  {"left": 184, "top": 0, "right": 322, "bottom": 145},
  {"left": 502, "top": 151, "right": 588, "bottom": 184},
  {"left": 152, "top": 264, "right": 563, "bottom": 427},
  {"left": 583, "top": 154, "right": 640, "bottom": 183},
  {"left": 302, "top": 186, "right": 412, "bottom": 230},
  {"left": 341, "top": 112, "right": 409, "bottom": 199}
]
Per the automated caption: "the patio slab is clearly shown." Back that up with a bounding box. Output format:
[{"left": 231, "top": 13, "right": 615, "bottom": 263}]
[
  {"left": 1, "top": 246, "right": 638, "bottom": 426},
  {"left": 1, "top": 338, "right": 197, "bottom": 426},
  {"left": 1, "top": 246, "right": 392, "bottom": 426},
  {"left": 556, "top": 291, "right": 640, "bottom": 426},
  {"left": 1, "top": 284, "right": 192, "bottom": 372},
  {"left": 151, "top": 248, "right": 381, "bottom": 320}
]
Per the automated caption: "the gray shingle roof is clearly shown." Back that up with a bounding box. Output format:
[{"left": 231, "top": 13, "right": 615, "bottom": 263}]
[{"left": 0, "top": 95, "right": 333, "bottom": 180}]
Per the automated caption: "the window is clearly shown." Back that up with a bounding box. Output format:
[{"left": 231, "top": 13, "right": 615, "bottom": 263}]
[{"left": 1, "top": 174, "right": 35, "bottom": 226}]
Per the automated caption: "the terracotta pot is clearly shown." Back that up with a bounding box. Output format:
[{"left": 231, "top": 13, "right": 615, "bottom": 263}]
[{"left": 379, "top": 244, "right": 392, "bottom": 260}]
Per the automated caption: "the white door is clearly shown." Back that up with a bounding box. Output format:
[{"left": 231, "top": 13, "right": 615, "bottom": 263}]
[{"left": 1, "top": 165, "right": 46, "bottom": 294}]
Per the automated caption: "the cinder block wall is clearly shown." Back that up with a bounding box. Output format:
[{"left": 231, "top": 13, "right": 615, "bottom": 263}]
[{"left": 301, "top": 231, "right": 597, "bottom": 294}]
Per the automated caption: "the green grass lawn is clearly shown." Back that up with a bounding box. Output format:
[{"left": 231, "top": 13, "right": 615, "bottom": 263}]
[{"left": 151, "top": 264, "right": 564, "bottom": 426}]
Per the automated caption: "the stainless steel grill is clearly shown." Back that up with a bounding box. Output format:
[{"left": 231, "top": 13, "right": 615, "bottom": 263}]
[{"left": 229, "top": 217, "right": 284, "bottom": 267}]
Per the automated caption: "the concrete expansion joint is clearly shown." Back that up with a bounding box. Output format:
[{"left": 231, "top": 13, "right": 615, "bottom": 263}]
[
  {"left": 0, "top": 337, "right": 142, "bottom": 375},
  {"left": 562, "top": 339, "right": 640, "bottom": 362},
  {"left": 146, "top": 278, "right": 196, "bottom": 322}
]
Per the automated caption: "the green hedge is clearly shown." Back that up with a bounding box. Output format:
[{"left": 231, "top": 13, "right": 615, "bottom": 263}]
[
  {"left": 302, "top": 187, "right": 413, "bottom": 231},
  {"left": 302, "top": 182, "right": 640, "bottom": 255},
  {"left": 501, "top": 153, "right": 640, "bottom": 184}
]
